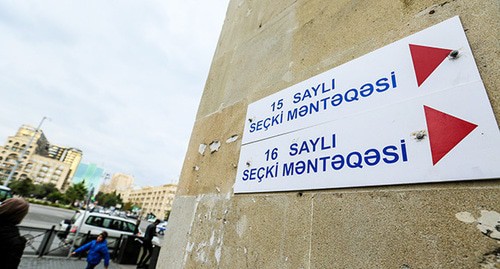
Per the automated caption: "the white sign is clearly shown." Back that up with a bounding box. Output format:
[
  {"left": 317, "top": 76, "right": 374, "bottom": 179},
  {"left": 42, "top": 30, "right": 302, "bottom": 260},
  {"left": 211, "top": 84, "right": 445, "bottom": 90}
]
[{"left": 234, "top": 16, "right": 500, "bottom": 193}]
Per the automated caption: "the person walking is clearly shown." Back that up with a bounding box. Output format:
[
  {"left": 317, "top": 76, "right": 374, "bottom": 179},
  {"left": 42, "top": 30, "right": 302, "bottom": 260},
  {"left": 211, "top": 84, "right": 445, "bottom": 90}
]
[
  {"left": 137, "top": 219, "right": 160, "bottom": 268},
  {"left": 0, "top": 197, "right": 30, "bottom": 269},
  {"left": 71, "top": 231, "right": 110, "bottom": 269}
]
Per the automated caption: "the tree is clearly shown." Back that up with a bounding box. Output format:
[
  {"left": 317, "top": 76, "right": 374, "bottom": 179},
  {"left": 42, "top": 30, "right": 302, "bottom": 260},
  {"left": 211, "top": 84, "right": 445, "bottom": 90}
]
[
  {"left": 94, "top": 191, "right": 123, "bottom": 208},
  {"left": 47, "top": 191, "right": 67, "bottom": 203},
  {"left": 122, "top": 202, "right": 134, "bottom": 211},
  {"left": 33, "top": 183, "right": 58, "bottom": 199},
  {"left": 8, "top": 178, "right": 35, "bottom": 197},
  {"left": 64, "top": 181, "right": 88, "bottom": 205}
]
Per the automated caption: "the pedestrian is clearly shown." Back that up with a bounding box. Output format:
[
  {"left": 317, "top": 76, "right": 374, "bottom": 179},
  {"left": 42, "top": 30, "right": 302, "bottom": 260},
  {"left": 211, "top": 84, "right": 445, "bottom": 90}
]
[
  {"left": 0, "top": 197, "right": 30, "bottom": 269},
  {"left": 137, "top": 219, "right": 160, "bottom": 268},
  {"left": 71, "top": 231, "right": 110, "bottom": 269}
]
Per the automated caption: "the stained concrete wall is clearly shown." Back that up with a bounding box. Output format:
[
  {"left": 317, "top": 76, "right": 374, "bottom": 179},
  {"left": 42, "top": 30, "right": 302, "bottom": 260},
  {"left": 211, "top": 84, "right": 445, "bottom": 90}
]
[{"left": 158, "top": 0, "right": 500, "bottom": 268}]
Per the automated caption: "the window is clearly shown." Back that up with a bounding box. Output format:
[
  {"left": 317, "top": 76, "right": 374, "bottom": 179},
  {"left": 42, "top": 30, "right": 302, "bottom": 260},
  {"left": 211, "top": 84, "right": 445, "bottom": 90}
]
[
  {"left": 6, "top": 154, "right": 18, "bottom": 162},
  {"left": 86, "top": 216, "right": 104, "bottom": 227},
  {"left": 109, "top": 220, "right": 121, "bottom": 230},
  {"left": 122, "top": 222, "right": 136, "bottom": 233},
  {"left": 12, "top": 142, "right": 21, "bottom": 152}
]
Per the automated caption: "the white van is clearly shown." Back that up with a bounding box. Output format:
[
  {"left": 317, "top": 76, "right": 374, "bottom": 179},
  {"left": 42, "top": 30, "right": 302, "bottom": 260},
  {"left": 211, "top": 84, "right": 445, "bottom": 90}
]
[{"left": 64, "top": 211, "right": 139, "bottom": 247}]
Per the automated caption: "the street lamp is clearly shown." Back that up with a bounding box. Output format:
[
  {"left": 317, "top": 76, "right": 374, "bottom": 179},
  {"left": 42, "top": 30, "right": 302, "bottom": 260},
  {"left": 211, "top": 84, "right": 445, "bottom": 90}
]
[{"left": 3, "top": 116, "right": 50, "bottom": 187}]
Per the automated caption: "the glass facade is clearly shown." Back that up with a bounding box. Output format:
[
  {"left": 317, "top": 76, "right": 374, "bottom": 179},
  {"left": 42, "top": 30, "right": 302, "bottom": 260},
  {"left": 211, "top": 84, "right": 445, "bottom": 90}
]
[{"left": 72, "top": 163, "right": 104, "bottom": 194}]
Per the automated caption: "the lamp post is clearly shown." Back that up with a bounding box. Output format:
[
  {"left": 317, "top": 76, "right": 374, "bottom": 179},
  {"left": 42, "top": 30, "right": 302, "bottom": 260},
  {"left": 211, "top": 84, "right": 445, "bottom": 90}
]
[{"left": 3, "top": 116, "right": 50, "bottom": 187}]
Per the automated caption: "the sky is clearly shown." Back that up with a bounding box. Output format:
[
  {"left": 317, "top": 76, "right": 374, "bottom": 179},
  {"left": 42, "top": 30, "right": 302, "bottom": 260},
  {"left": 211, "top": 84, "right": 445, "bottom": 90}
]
[{"left": 0, "top": 1, "right": 230, "bottom": 187}]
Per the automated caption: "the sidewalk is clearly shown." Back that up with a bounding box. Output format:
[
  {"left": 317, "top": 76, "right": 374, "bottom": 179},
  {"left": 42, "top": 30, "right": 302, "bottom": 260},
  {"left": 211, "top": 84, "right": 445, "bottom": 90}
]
[{"left": 19, "top": 256, "right": 138, "bottom": 269}]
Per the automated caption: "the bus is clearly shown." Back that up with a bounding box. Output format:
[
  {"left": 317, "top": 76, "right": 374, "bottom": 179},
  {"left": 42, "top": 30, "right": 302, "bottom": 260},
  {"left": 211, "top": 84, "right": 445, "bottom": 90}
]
[{"left": 0, "top": 185, "right": 13, "bottom": 203}]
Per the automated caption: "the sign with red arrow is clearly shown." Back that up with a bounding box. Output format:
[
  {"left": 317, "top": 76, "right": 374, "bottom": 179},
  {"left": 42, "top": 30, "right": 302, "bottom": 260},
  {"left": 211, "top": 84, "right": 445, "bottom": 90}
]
[
  {"left": 424, "top": 105, "right": 478, "bottom": 165},
  {"left": 234, "top": 16, "right": 500, "bottom": 193},
  {"left": 409, "top": 44, "right": 453, "bottom": 86}
]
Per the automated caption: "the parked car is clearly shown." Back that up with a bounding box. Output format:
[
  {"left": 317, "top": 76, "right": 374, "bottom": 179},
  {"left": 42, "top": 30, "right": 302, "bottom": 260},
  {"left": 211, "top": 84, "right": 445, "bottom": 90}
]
[{"left": 63, "top": 211, "right": 140, "bottom": 247}]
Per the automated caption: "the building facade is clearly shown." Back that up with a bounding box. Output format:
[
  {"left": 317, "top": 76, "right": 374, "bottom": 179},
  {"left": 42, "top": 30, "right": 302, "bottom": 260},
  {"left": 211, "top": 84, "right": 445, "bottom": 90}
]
[
  {"left": 158, "top": 1, "right": 500, "bottom": 268},
  {"left": 0, "top": 125, "right": 82, "bottom": 190},
  {"left": 99, "top": 173, "right": 134, "bottom": 195},
  {"left": 48, "top": 145, "right": 83, "bottom": 190},
  {"left": 72, "top": 163, "right": 104, "bottom": 194},
  {"left": 124, "top": 184, "right": 177, "bottom": 220}
]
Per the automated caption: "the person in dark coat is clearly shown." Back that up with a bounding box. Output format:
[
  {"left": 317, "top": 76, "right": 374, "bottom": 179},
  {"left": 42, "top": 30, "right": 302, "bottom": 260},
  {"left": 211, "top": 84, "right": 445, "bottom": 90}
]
[
  {"left": 137, "top": 219, "right": 160, "bottom": 268},
  {"left": 71, "top": 231, "right": 110, "bottom": 269},
  {"left": 0, "top": 197, "right": 30, "bottom": 269}
]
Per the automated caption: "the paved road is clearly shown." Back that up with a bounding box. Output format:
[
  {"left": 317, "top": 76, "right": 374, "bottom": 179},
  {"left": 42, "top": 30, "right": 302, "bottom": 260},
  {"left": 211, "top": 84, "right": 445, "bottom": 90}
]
[
  {"left": 21, "top": 203, "right": 76, "bottom": 229},
  {"left": 21, "top": 203, "right": 157, "bottom": 234}
]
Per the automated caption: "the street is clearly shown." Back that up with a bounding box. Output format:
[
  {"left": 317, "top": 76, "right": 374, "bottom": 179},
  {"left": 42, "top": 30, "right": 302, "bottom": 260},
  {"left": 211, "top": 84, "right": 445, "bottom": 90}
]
[
  {"left": 21, "top": 203, "right": 161, "bottom": 241},
  {"left": 21, "top": 203, "right": 75, "bottom": 229},
  {"left": 17, "top": 202, "right": 164, "bottom": 261}
]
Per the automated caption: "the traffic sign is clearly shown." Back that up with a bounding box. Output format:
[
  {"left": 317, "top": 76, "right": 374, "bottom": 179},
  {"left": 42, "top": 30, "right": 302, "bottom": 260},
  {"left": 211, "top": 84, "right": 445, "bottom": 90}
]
[{"left": 234, "top": 16, "right": 500, "bottom": 193}]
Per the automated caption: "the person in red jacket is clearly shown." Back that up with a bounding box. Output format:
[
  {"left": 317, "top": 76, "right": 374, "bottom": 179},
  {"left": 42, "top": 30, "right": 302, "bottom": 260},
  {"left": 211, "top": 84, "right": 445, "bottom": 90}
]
[{"left": 72, "top": 231, "right": 110, "bottom": 269}]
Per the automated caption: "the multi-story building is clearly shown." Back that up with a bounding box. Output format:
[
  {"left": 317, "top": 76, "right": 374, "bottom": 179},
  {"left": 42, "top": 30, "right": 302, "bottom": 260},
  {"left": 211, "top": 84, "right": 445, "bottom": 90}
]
[
  {"left": 125, "top": 184, "right": 177, "bottom": 220},
  {"left": 72, "top": 163, "right": 104, "bottom": 194},
  {"left": 48, "top": 145, "right": 83, "bottom": 190},
  {"left": 99, "top": 173, "right": 134, "bottom": 195},
  {"left": 0, "top": 125, "right": 82, "bottom": 190}
]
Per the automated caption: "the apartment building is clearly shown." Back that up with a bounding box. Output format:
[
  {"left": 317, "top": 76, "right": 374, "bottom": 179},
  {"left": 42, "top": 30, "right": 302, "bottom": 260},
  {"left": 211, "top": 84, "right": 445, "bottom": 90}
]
[
  {"left": 100, "top": 173, "right": 134, "bottom": 195},
  {"left": 0, "top": 125, "right": 82, "bottom": 190},
  {"left": 124, "top": 184, "right": 177, "bottom": 220}
]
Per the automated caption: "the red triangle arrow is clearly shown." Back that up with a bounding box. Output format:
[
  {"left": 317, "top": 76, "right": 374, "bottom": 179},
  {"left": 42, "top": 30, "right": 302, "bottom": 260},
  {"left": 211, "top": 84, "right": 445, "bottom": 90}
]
[
  {"left": 410, "top": 44, "right": 452, "bottom": 86},
  {"left": 424, "top": 105, "right": 478, "bottom": 165}
]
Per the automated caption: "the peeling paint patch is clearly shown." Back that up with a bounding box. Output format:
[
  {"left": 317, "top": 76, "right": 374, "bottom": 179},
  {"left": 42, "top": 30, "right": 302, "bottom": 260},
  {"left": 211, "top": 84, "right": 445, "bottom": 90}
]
[
  {"left": 226, "top": 135, "right": 239, "bottom": 143},
  {"left": 236, "top": 215, "right": 248, "bottom": 238},
  {"left": 215, "top": 245, "right": 222, "bottom": 264},
  {"left": 210, "top": 230, "right": 215, "bottom": 246},
  {"left": 198, "top": 144, "right": 207, "bottom": 155},
  {"left": 480, "top": 248, "right": 500, "bottom": 268},
  {"left": 455, "top": 211, "right": 476, "bottom": 223},
  {"left": 456, "top": 210, "right": 500, "bottom": 240},
  {"left": 186, "top": 242, "right": 194, "bottom": 252},
  {"left": 209, "top": 140, "right": 221, "bottom": 153},
  {"left": 477, "top": 211, "right": 500, "bottom": 240}
]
